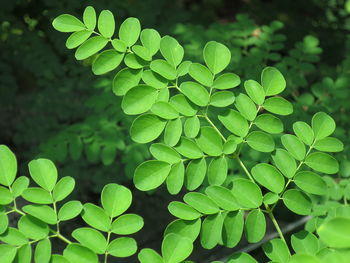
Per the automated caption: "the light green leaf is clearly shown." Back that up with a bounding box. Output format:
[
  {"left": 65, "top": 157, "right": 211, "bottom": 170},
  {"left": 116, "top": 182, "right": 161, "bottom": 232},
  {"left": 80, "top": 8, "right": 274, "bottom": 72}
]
[
  {"left": 22, "top": 205, "right": 57, "bottom": 225},
  {"left": 261, "top": 67, "right": 286, "bottom": 96},
  {"left": 122, "top": 85, "right": 158, "bottom": 115},
  {"left": 101, "top": 183, "right": 132, "bottom": 218},
  {"left": 272, "top": 149, "right": 296, "bottom": 178},
  {"left": 189, "top": 63, "right": 213, "bottom": 86},
  {"left": 281, "top": 134, "right": 305, "bottom": 161},
  {"left": 112, "top": 68, "right": 143, "bottom": 96},
  {"left": 196, "top": 127, "right": 223, "bottom": 156},
  {"left": 0, "top": 145, "right": 17, "bottom": 186},
  {"left": 185, "top": 158, "right": 207, "bottom": 191},
  {"left": 235, "top": 93, "right": 257, "bottom": 121},
  {"left": 201, "top": 213, "right": 224, "bottom": 249},
  {"left": 287, "top": 254, "right": 321, "bottom": 263},
  {"left": 293, "top": 121, "right": 314, "bottom": 146},
  {"left": 97, "top": 10, "right": 115, "bottom": 38},
  {"left": 0, "top": 187, "right": 13, "bottom": 205},
  {"left": 244, "top": 80, "right": 265, "bottom": 105},
  {"left": 11, "top": 176, "right": 29, "bottom": 197},
  {"left": 232, "top": 179, "right": 263, "bottom": 208},
  {"left": 177, "top": 61, "right": 192, "bottom": 76},
  {"left": 228, "top": 252, "right": 258, "bottom": 263},
  {"left": 92, "top": 49, "right": 124, "bottom": 75},
  {"left": 65, "top": 30, "right": 92, "bottom": 49},
  {"left": 184, "top": 192, "right": 220, "bottom": 214},
  {"left": 150, "top": 143, "right": 181, "bottom": 164},
  {"left": 0, "top": 244, "right": 17, "bottom": 263},
  {"left": 75, "top": 36, "right": 108, "bottom": 60},
  {"left": 0, "top": 213, "right": 8, "bottom": 235},
  {"left": 138, "top": 248, "right": 163, "bottom": 263},
  {"left": 263, "top": 97, "right": 293, "bottom": 115},
  {"left": 132, "top": 45, "right": 152, "bottom": 61},
  {"left": 175, "top": 137, "right": 204, "bottom": 159},
  {"left": 203, "top": 41, "right": 231, "bottom": 74},
  {"left": 251, "top": 163, "right": 285, "bottom": 193},
  {"left": 317, "top": 217, "right": 350, "bottom": 248},
  {"left": 119, "top": 17, "right": 141, "bottom": 47},
  {"left": 210, "top": 91, "right": 235, "bottom": 107},
  {"left": 81, "top": 203, "right": 110, "bottom": 232},
  {"left": 160, "top": 36, "right": 184, "bottom": 67},
  {"left": 150, "top": 59, "right": 177, "bottom": 80},
  {"left": 52, "top": 14, "right": 85, "bottom": 32},
  {"left": 255, "top": 114, "right": 283, "bottom": 134},
  {"left": 83, "top": 6, "right": 96, "bottom": 30},
  {"left": 312, "top": 112, "right": 336, "bottom": 140},
  {"left": 180, "top": 81, "right": 210, "bottom": 107},
  {"left": 291, "top": 230, "right": 319, "bottom": 254},
  {"left": 218, "top": 109, "right": 248, "bottom": 137},
  {"left": 124, "top": 53, "right": 147, "bottom": 69},
  {"left": 0, "top": 227, "right": 27, "bottom": 246},
  {"left": 34, "top": 239, "right": 51, "bottom": 263},
  {"left": 168, "top": 201, "right": 202, "bottom": 220},
  {"left": 164, "top": 118, "right": 182, "bottom": 146},
  {"left": 213, "top": 73, "right": 240, "bottom": 90},
  {"left": 134, "top": 160, "right": 171, "bottom": 191},
  {"left": 151, "top": 102, "right": 179, "bottom": 120},
  {"left": 246, "top": 131, "right": 275, "bottom": 152},
  {"left": 282, "top": 189, "right": 311, "bottom": 215},
  {"left": 314, "top": 137, "right": 344, "bottom": 152},
  {"left": 164, "top": 219, "right": 201, "bottom": 243},
  {"left": 58, "top": 200, "right": 83, "bottom": 221},
  {"left": 72, "top": 227, "right": 107, "bottom": 254},
  {"left": 142, "top": 70, "right": 168, "bottom": 89},
  {"left": 111, "top": 214, "right": 144, "bottom": 235},
  {"left": 222, "top": 211, "right": 244, "bottom": 248},
  {"left": 53, "top": 176, "right": 75, "bottom": 202},
  {"left": 205, "top": 185, "right": 239, "bottom": 211},
  {"left": 17, "top": 244, "right": 32, "bottom": 263},
  {"left": 208, "top": 157, "right": 228, "bottom": 185},
  {"left": 245, "top": 209, "right": 266, "bottom": 243},
  {"left": 263, "top": 238, "right": 290, "bottom": 262},
  {"left": 263, "top": 192, "right": 279, "bottom": 205},
  {"left": 28, "top": 159, "right": 57, "bottom": 191},
  {"left": 111, "top": 39, "right": 127, "bottom": 52},
  {"left": 162, "top": 233, "right": 193, "bottom": 263},
  {"left": 184, "top": 116, "right": 200, "bottom": 138},
  {"left": 18, "top": 215, "right": 49, "bottom": 240},
  {"left": 130, "top": 114, "right": 167, "bottom": 143},
  {"left": 141, "top": 29, "right": 161, "bottom": 56},
  {"left": 223, "top": 136, "right": 241, "bottom": 154},
  {"left": 305, "top": 152, "right": 339, "bottom": 174},
  {"left": 63, "top": 243, "right": 98, "bottom": 263},
  {"left": 294, "top": 171, "right": 327, "bottom": 195},
  {"left": 166, "top": 162, "right": 185, "bottom": 195},
  {"left": 22, "top": 187, "right": 53, "bottom": 204}
]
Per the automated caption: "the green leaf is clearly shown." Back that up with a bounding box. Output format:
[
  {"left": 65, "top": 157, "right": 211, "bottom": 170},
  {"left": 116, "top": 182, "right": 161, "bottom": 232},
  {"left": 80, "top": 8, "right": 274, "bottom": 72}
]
[
  {"left": 185, "top": 158, "right": 207, "bottom": 191},
  {"left": 112, "top": 68, "right": 143, "bottom": 96},
  {"left": 246, "top": 131, "right": 275, "bottom": 153},
  {"left": 245, "top": 209, "right": 266, "bottom": 243},
  {"left": 122, "top": 85, "right": 158, "bottom": 115},
  {"left": 196, "top": 127, "right": 223, "bottom": 156},
  {"left": 132, "top": 45, "right": 152, "bottom": 61},
  {"left": 189, "top": 63, "right": 213, "bottom": 86},
  {"left": 130, "top": 114, "right": 167, "bottom": 143},
  {"left": 272, "top": 149, "right": 297, "bottom": 178},
  {"left": 168, "top": 201, "right": 202, "bottom": 220},
  {"left": 75, "top": 36, "right": 108, "bottom": 60},
  {"left": 262, "top": 238, "right": 290, "bottom": 262},
  {"left": 65, "top": 30, "right": 92, "bottom": 49},
  {"left": 150, "top": 143, "right": 181, "bottom": 164},
  {"left": 170, "top": 94, "right": 198, "bottom": 116},
  {"left": 175, "top": 137, "right": 204, "bottom": 159},
  {"left": 160, "top": 36, "right": 184, "bottom": 67},
  {"left": 223, "top": 136, "right": 240, "bottom": 154},
  {"left": 18, "top": 215, "right": 49, "bottom": 240},
  {"left": 22, "top": 187, "right": 53, "bottom": 204},
  {"left": 166, "top": 162, "right": 185, "bottom": 195},
  {"left": 17, "top": 244, "right": 32, "bottom": 263},
  {"left": 164, "top": 219, "right": 201, "bottom": 242},
  {"left": 34, "top": 239, "right": 51, "bottom": 263},
  {"left": 63, "top": 243, "right": 98, "bottom": 263},
  {"left": 291, "top": 230, "right": 319, "bottom": 254},
  {"left": 294, "top": 171, "right": 327, "bottom": 195},
  {"left": 28, "top": 159, "right": 57, "bottom": 192},
  {"left": 282, "top": 189, "right": 311, "bottom": 215},
  {"left": 92, "top": 50, "right": 124, "bottom": 75},
  {"left": 11, "top": 176, "right": 29, "bottom": 197},
  {"left": 101, "top": 184, "right": 132, "bottom": 218},
  {"left": 231, "top": 179, "right": 263, "bottom": 208},
  {"left": 124, "top": 53, "right": 147, "bottom": 69},
  {"left": 108, "top": 237, "right": 137, "bottom": 257},
  {"left": 119, "top": 17, "right": 141, "bottom": 46},
  {"left": 184, "top": 116, "right": 200, "bottom": 138},
  {"left": 263, "top": 97, "right": 293, "bottom": 115},
  {"left": 201, "top": 213, "right": 224, "bottom": 249},
  {"left": 53, "top": 176, "right": 75, "bottom": 202},
  {"left": 0, "top": 145, "right": 17, "bottom": 186},
  {"left": 97, "top": 10, "right": 115, "bottom": 38},
  {"left": 141, "top": 29, "right": 161, "bottom": 56},
  {"left": 72, "top": 227, "right": 107, "bottom": 254},
  {"left": 235, "top": 93, "right": 257, "bottom": 121},
  {"left": 0, "top": 227, "right": 28, "bottom": 246},
  {"left": 208, "top": 157, "right": 228, "bottom": 185},
  {"left": 81, "top": 203, "right": 110, "bottom": 232},
  {"left": 52, "top": 14, "right": 85, "bottom": 32},
  {"left": 138, "top": 248, "right": 163, "bottom": 263},
  {"left": 244, "top": 80, "right": 265, "bottom": 105},
  {"left": 0, "top": 212, "right": 8, "bottom": 235},
  {"left": 288, "top": 254, "right": 321, "bottom": 263},
  {"left": 203, "top": 41, "right": 231, "bottom": 74},
  {"left": 142, "top": 70, "right": 168, "bottom": 89},
  {"left": 314, "top": 137, "right": 344, "bottom": 152},
  {"left": 58, "top": 200, "right": 83, "bottom": 221},
  {"left": 162, "top": 233, "right": 193, "bottom": 263},
  {"left": 218, "top": 109, "right": 249, "bottom": 137},
  {"left": 150, "top": 59, "right": 177, "bottom": 80},
  {"left": 151, "top": 102, "right": 179, "bottom": 120},
  {"left": 261, "top": 67, "right": 286, "bottom": 96},
  {"left": 255, "top": 114, "right": 283, "bottom": 134},
  {"left": 177, "top": 61, "right": 192, "bottom": 76},
  {"left": 222, "top": 211, "right": 244, "bottom": 248},
  {"left": 251, "top": 163, "right": 285, "bottom": 193},
  {"left": 184, "top": 192, "right": 220, "bottom": 214},
  {"left": 228, "top": 252, "right": 258, "bottom": 263},
  {"left": 263, "top": 192, "right": 279, "bottom": 205},
  {"left": 317, "top": 217, "right": 350, "bottom": 248},
  {"left": 180, "top": 81, "right": 210, "bottom": 107},
  {"left": 205, "top": 185, "right": 239, "bottom": 211},
  {"left": 83, "top": 6, "right": 96, "bottom": 30},
  {"left": 164, "top": 118, "right": 182, "bottom": 146},
  {"left": 134, "top": 160, "right": 171, "bottom": 191},
  {"left": 0, "top": 187, "right": 13, "bottom": 205},
  {"left": 210, "top": 91, "right": 235, "bottom": 107},
  {"left": 281, "top": 134, "right": 305, "bottom": 160},
  {"left": 111, "top": 39, "right": 127, "bottom": 52},
  {"left": 312, "top": 112, "right": 336, "bottom": 140},
  {"left": 305, "top": 152, "right": 339, "bottom": 174},
  {"left": 111, "top": 213, "right": 144, "bottom": 235},
  {"left": 213, "top": 73, "right": 240, "bottom": 90},
  {"left": 293, "top": 121, "right": 314, "bottom": 146},
  {"left": 0, "top": 244, "right": 17, "bottom": 263},
  {"left": 22, "top": 205, "right": 57, "bottom": 224}
]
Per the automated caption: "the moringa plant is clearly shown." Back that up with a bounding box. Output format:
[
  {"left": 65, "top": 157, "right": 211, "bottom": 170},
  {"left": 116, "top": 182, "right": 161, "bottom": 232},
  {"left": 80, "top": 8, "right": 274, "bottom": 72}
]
[{"left": 0, "top": 5, "right": 350, "bottom": 263}]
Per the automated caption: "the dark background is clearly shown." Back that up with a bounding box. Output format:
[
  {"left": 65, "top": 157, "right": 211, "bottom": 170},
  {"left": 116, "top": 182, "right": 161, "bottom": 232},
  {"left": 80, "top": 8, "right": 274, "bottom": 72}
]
[{"left": 1, "top": 0, "right": 350, "bottom": 262}]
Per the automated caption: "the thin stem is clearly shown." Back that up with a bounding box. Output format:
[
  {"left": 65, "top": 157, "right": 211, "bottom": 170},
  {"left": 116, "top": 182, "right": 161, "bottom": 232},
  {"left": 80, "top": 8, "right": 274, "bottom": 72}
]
[
  {"left": 265, "top": 204, "right": 287, "bottom": 243},
  {"left": 104, "top": 217, "right": 113, "bottom": 263},
  {"left": 236, "top": 156, "right": 255, "bottom": 182},
  {"left": 202, "top": 114, "right": 227, "bottom": 142},
  {"left": 57, "top": 233, "right": 72, "bottom": 244}
]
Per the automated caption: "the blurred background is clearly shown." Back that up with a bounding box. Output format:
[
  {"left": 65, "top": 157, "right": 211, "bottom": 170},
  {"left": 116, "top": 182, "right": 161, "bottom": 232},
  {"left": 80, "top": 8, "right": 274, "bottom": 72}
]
[{"left": 1, "top": 0, "right": 350, "bottom": 262}]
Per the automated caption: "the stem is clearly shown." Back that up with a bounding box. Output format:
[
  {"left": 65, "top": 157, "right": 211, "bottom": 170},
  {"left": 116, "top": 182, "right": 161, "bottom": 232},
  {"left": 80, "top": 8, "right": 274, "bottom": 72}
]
[
  {"left": 236, "top": 156, "right": 255, "bottom": 182},
  {"left": 202, "top": 114, "right": 227, "bottom": 142},
  {"left": 57, "top": 233, "right": 72, "bottom": 244},
  {"left": 265, "top": 204, "right": 286, "bottom": 243}
]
